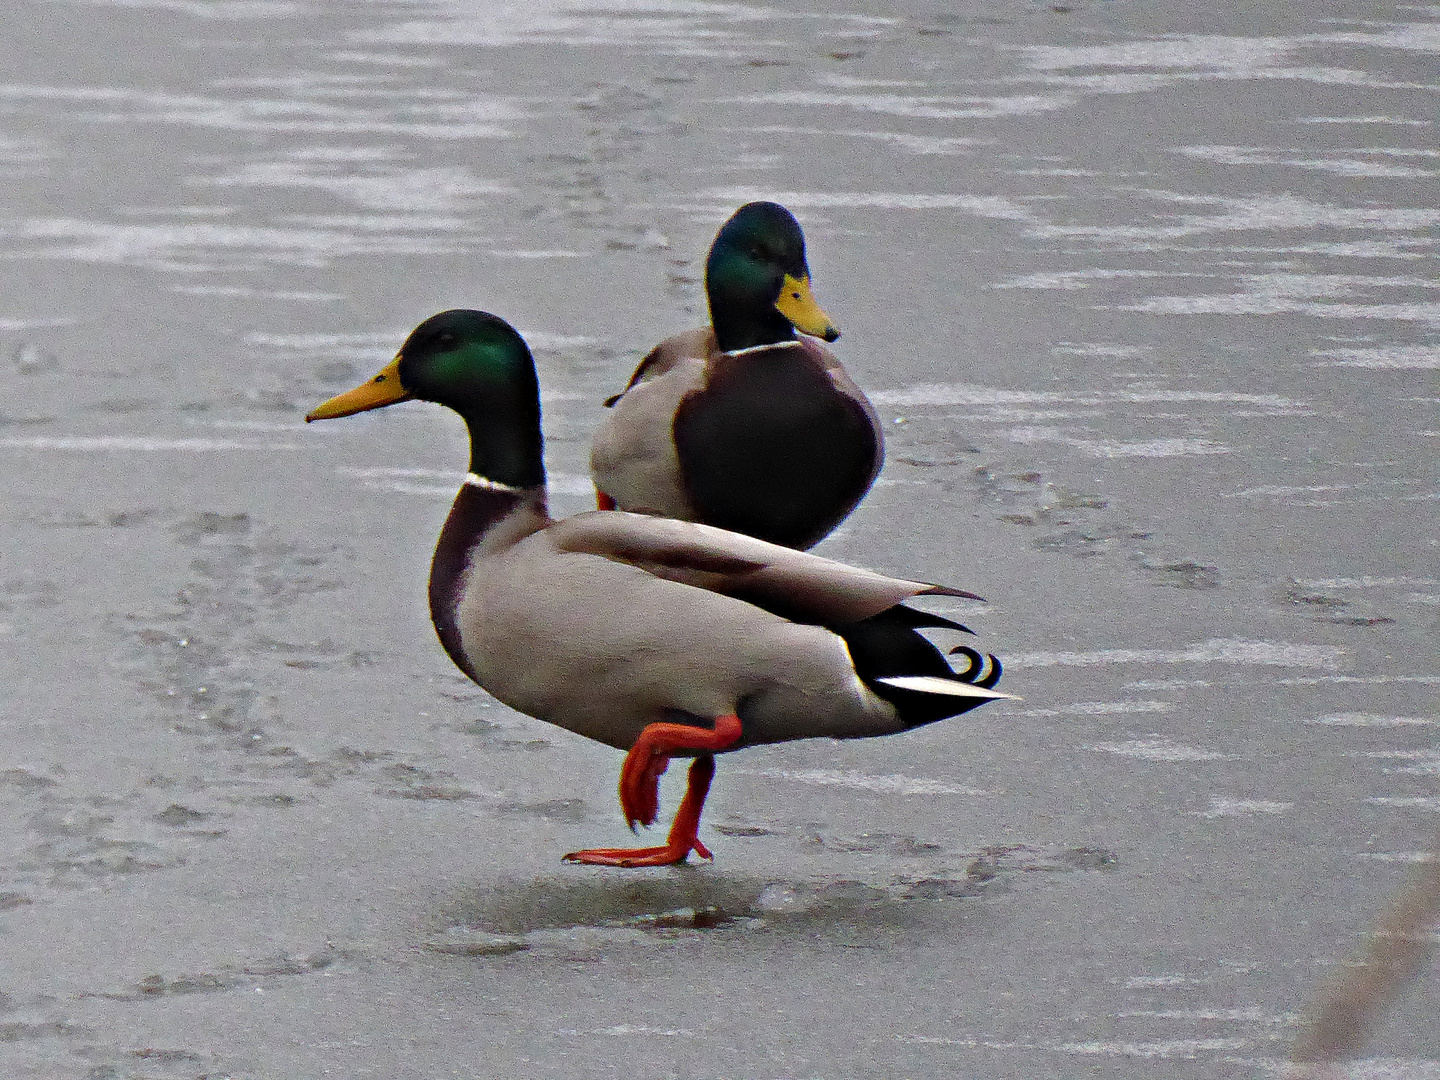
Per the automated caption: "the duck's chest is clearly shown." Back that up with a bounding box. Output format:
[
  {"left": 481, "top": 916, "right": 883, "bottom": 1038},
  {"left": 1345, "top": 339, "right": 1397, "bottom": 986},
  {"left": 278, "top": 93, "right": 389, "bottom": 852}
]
[
  {"left": 683, "top": 350, "right": 850, "bottom": 430},
  {"left": 672, "top": 349, "right": 879, "bottom": 548}
]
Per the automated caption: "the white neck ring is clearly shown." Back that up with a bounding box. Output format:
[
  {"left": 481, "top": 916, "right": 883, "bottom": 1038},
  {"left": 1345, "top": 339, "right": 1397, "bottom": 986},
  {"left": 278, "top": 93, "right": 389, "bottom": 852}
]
[
  {"left": 465, "top": 473, "right": 523, "bottom": 493},
  {"left": 723, "top": 339, "right": 803, "bottom": 359}
]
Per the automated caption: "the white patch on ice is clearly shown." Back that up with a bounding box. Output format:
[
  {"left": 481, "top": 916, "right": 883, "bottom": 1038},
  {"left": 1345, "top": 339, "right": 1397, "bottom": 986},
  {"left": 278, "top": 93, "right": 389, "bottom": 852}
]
[
  {"left": 1057, "top": 1038, "right": 1248, "bottom": 1058},
  {"left": 0, "top": 435, "right": 297, "bottom": 451},
  {"left": 0, "top": 316, "right": 76, "bottom": 329},
  {"left": 898, "top": 1035, "right": 1028, "bottom": 1050},
  {"left": 1113, "top": 295, "right": 1440, "bottom": 324},
  {"left": 1311, "top": 345, "right": 1440, "bottom": 369},
  {"left": 1356, "top": 852, "right": 1437, "bottom": 864},
  {"left": 1175, "top": 144, "right": 1439, "bottom": 178},
  {"left": 1123, "top": 974, "right": 1209, "bottom": 988},
  {"left": 1009, "top": 639, "right": 1345, "bottom": 669},
  {"left": 1195, "top": 798, "right": 1292, "bottom": 818},
  {"left": 722, "top": 91, "right": 1072, "bottom": 121},
  {"left": 696, "top": 186, "right": 1036, "bottom": 219},
  {"left": 734, "top": 768, "right": 989, "bottom": 797},
  {"left": 871, "top": 383, "right": 1304, "bottom": 412},
  {"left": 1296, "top": 115, "right": 1432, "bottom": 125},
  {"left": 739, "top": 124, "right": 988, "bottom": 155},
  {"left": 1368, "top": 797, "right": 1440, "bottom": 812},
  {"left": 1017, "top": 701, "right": 1173, "bottom": 717},
  {"left": 1009, "top": 428, "right": 1232, "bottom": 458},
  {"left": 1293, "top": 576, "right": 1438, "bottom": 589},
  {"left": 1361, "top": 749, "right": 1440, "bottom": 777},
  {"left": 1087, "top": 739, "right": 1228, "bottom": 762},
  {"left": 1279, "top": 675, "right": 1440, "bottom": 686},
  {"left": 994, "top": 268, "right": 1174, "bottom": 290},
  {"left": 1118, "top": 1007, "right": 1298, "bottom": 1024},
  {"left": 588, "top": 1025, "right": 698, "bottom": 1039},
  {"left": 487, "top": 249, "right": 588, "bottom": 259},
  {"left": 1306, "top": 713, "right": 1436, "bottom": 727},
  {"left": 339, "top": 466, "right": 458, "bottom": 480},
  {"left": 1227, "top": 484, "right": 1356, "bottom": 498},
  {"left": 1123, "top": 679, "right": 1212, "bottom": 690},
  {"left": 1261, "top": 1060, "right": 1440, "bottom": 1080},
  {"left": 1040, "top": 193, "right": 1440, "bottom": 242}
]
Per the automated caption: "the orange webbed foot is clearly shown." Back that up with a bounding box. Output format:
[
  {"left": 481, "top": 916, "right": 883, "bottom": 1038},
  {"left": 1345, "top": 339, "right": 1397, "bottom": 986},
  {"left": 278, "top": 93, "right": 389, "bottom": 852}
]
[{"left": 561, "top": 842, "right": 698, "bottom": 868}]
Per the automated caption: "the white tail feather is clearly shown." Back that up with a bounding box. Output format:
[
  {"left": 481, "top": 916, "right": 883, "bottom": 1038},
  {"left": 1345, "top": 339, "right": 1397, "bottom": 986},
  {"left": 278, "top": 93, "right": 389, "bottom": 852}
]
[{"left": 877, "top": 675, "right": 1018, "bottom": 701}]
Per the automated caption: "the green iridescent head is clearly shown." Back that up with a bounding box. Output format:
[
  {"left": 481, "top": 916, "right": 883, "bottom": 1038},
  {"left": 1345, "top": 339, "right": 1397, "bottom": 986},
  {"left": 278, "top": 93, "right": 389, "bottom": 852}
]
[
  {"left": 705, "top": 201, "right": 840, "bottom": 352},
  {"left": 306, "top": 309, "right": 544, "bottom": 488}
]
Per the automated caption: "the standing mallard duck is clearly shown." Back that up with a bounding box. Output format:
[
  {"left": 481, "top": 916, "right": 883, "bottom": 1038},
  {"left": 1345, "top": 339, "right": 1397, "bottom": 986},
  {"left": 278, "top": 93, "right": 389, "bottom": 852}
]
[
  {"left": 308, "top": 310, "right": 1004, "bottom": 867},
  {"left": 591, "top": 201, "right": 882, "bottom": 550}
]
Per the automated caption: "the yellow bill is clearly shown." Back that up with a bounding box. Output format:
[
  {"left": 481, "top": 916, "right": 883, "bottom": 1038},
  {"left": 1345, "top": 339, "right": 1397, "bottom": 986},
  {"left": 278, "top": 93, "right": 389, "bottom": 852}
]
[
  {"left": 306, "top": 356, "right": 409, "bottom": 422},
  {"left": 774, "top": 273, "right": 840, "bottom": 342}
]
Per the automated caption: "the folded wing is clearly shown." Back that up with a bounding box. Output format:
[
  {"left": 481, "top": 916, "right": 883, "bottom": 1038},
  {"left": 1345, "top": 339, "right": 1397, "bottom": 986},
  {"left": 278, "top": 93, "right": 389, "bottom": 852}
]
[{"left": 545, "top": 510, "right": 982, "bottom": 627}]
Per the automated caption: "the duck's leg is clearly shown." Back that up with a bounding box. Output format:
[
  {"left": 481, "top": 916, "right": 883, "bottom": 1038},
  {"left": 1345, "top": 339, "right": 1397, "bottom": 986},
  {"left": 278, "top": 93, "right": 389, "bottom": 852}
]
[
  {"left": 564, "top": 714, "right": 742, "bottom": 867},
  {"left": 595, "top": 489, "right": 617, "bottom": 511}
]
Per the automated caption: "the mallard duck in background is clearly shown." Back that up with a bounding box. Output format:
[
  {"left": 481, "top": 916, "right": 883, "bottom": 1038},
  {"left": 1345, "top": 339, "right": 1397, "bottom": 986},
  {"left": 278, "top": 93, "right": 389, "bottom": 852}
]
[
  {"left": 307, "top": 310, "right": 1005, "bottom": 867},
  {"left": 591, "top": 201, "right": 883, "bottom": 550}
]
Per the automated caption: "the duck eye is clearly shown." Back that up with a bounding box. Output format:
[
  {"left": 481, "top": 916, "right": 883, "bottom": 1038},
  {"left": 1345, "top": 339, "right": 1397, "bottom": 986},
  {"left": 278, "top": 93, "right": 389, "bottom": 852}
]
[{"left": 436, "top": 331, "right": 459, "bottom": 347}]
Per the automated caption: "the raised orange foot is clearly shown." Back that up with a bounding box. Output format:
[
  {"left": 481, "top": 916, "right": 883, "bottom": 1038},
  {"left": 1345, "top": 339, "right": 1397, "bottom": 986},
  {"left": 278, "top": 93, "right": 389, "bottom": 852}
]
[{"left": 564, "top": 714, "right": 742, "bottom": 867}]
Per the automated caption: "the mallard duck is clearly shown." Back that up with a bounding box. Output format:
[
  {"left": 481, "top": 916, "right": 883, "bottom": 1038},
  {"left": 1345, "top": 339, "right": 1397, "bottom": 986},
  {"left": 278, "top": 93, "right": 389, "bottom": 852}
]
[
  {"left": 307, "top": 310, "right": 1006, "bottom": 867},
  {"left": 591, "top": 201, "right": 882, "bottom": 550}
]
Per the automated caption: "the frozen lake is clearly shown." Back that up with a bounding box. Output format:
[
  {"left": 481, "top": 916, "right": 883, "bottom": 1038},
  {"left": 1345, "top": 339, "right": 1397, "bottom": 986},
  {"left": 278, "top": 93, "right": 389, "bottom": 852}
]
[{"left": 1, "top": 0, "right": 1436, "bottom": 1076}]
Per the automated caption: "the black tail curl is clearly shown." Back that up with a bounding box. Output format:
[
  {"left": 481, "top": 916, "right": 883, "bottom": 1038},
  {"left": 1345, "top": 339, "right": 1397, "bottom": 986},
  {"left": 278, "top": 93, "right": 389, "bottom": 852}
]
[
  {"left": 836, "top": 605, "right": 1005, "bottom": 729},
  {"left": 948, "top": 645, "right": 1003, "bottom": 689}
]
